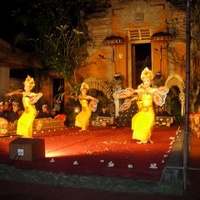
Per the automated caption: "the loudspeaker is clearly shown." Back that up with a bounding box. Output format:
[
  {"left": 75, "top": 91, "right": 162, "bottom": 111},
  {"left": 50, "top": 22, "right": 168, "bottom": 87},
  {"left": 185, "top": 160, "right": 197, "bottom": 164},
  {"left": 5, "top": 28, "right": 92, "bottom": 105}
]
[{"left": 9, "top": 138, "right": 45, "bottom": 161}]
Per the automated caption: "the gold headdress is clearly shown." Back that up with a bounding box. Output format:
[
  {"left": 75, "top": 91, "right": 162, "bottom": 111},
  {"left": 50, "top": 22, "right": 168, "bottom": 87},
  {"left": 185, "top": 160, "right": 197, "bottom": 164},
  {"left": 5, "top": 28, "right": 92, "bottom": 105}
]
[
  {"left": 80, "top": 82, "right": 89, "bottom": 91},
  {"left": 24, "top": 75, "right": 35, "bottom": 88},
  {"left": 140, "top": 67, "right": 154, "bottom": 81}
]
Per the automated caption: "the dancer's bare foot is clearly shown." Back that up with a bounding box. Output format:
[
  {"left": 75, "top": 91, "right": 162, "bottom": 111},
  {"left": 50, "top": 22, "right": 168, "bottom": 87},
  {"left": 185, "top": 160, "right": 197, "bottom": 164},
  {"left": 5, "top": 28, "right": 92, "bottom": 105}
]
[
  {"left": 149, "top": 139, "right": 154, "bottom": 144},
  {"left": 79, "top": 129, "right": 89, "bottom": 132},
  {"left": 137, "top": 140, "right": 147, "bottom": 144}
]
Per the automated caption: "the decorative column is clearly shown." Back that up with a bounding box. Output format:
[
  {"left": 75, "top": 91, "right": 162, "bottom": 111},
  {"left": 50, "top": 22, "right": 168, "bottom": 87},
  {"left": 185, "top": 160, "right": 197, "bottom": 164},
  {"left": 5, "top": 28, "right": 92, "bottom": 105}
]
[
  {"left": 0, "top": 67, "right": 10, "bottom": 95},
  {"left": 103, "top": 35, "right": 125, "bottom": 117},
  {"left": 151, "top": 32, "right": 173, "bottom": 77}
]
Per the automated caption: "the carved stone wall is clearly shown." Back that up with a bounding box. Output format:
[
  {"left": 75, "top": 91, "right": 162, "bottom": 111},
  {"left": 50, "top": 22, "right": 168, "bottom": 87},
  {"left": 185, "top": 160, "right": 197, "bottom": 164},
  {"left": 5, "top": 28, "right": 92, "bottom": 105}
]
[
  {"left": 84, "top": 77, "right": 112, "bottom": 99},
  {"left": 85, "top": 8, "right": 112, "bottom": 49},
  {"left": 113, "top": 0, "right": 166, "bottom": 30},
  {"left": 165, "top": 73, "right": 185, "bottom": 116}
]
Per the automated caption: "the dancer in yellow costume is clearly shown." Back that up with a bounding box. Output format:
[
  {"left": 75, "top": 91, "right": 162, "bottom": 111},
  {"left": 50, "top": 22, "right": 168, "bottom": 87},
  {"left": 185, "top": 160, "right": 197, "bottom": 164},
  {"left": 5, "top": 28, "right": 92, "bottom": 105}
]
[
  {"left": 114, "top": 67, "right": 168, "bottom": 144},
  {"left": 6, "top": 75, "right": 43, "bottom": 138},
  {"left": 75, "top": 82, "right": 98, "bottom": 132}
]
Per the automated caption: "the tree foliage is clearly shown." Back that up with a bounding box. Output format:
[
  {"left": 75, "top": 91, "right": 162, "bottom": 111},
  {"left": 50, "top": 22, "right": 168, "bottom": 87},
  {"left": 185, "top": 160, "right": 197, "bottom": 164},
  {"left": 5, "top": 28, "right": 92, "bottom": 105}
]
[
  {"left": 169, "top": 0, "right": 200, "bottom": 112},
  {"left": 29, "top": 0, "right": 89, "bottom": 82},
  {"left": 9, "top": 0, "right": 93, "bottom": 82}
]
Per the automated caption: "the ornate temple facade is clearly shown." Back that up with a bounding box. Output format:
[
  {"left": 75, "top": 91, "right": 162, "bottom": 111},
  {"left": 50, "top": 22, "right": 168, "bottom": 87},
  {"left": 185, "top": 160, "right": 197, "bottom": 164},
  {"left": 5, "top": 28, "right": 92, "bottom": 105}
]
[
  {"left": 73, "top": 0, "right": 187, "bottom": 115},
  {"left": 74, "top": 0, "right": 186, "bottom": 87},
  {"left": 2, "top": 0, "right": 191, "bottom": 117},
  {"left": 36, "top": 0, "right": 188, "bottom": 116}
]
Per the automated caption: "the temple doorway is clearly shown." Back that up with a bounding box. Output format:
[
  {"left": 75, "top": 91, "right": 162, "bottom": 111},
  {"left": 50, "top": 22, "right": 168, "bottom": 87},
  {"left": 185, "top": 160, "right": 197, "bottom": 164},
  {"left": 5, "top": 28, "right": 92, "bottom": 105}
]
[
  {"left": 132, "top": 43, "right": 151, "bottom": 88},
  {"left": 52, "top": 78, "right": 65, "bottom": 113}
]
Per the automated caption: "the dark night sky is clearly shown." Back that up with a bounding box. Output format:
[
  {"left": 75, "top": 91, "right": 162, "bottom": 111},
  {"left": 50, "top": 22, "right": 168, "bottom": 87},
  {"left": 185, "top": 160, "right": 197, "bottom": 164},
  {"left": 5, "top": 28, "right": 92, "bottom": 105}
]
[
  {"left": 0, "top": 0, "right": 86, "bottom": 78},
  {"left": 0, "top": 1, "right": 39, "bottom": 48},
  {"left": 0, "top": 0, "right": 106, "bottom": 43},
  {"left": 0, "top": 2, "right": 12, "bottom": 41},
  {"left": 0, "top": 1, "right": 37, "bottom": 78}
]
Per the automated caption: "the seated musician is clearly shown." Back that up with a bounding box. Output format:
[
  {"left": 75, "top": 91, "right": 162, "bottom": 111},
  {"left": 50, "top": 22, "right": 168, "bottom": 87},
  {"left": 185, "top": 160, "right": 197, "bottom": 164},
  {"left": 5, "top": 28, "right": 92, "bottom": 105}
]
[
  {"left": 98, "top": 106, "right": 111, "bottom": 117},
  {"left": 156, "top": 106, "right": 170, "bottom": 116},
  {"left": 36, "top": 104, "right": 52, "bottom": 118}
]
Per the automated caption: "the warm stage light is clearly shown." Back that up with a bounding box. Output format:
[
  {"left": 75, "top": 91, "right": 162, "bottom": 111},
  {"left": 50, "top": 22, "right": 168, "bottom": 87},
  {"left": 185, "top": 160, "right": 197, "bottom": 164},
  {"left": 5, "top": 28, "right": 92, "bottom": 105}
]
[
  {"left": 46, "top": 149, "right": 74, "bottom": 158},
  {"left": 74, "top": 106, "right": 80, "bottom": 114},
  {"left": 45, "top": 141, "right": 84, "bottom": 158}
]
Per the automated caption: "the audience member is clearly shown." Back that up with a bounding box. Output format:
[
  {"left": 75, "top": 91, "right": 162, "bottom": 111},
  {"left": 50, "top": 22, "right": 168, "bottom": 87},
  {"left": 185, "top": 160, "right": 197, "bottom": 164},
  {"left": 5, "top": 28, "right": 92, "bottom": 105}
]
[
  {"left": 156, "top": 106, "right": 170, "bottom": 116},
  {"left": 51, "top": 108, "right": 57, "bottom": 119},
  {"left": 0, "top": 101, "right": 7, "bottom": 119},
  {"left": 4, "top": 101, "right": 12, "bottom": 112},
  {"left": 53, "top": 98, "right": 61, "bottom": 112},
  {"left": 7, "top": 102, "right": 20, "bottom": 123},
  {"left": 36, "top": 104, "right": 52, "bottom": 118},
  {"left": 98, "top": 106, "right": 111, "bottom": 117}
]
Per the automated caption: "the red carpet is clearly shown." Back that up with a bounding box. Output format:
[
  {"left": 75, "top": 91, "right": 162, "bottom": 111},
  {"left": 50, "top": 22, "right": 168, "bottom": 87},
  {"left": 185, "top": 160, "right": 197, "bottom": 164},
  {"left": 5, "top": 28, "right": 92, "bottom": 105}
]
[{"left": 0, "top": 125, "right": 180, "bottom": 180}]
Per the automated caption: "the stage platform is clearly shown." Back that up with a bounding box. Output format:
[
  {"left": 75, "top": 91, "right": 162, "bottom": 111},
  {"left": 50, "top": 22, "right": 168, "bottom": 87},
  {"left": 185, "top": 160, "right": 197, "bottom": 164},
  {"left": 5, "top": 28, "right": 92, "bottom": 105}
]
[
  {"left": 1, "top": 125, "right": 200, "bottom": 195},
  {"left": 0, "top": 125, "right": 184, "bottom": 181}
]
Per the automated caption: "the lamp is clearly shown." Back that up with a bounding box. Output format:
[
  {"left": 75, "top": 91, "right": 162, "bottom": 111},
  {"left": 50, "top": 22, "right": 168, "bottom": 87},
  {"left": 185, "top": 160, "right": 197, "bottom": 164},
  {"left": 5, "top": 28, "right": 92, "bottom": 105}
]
[{"left": 74, "top": 106, "right": 80, "bottom": 114}]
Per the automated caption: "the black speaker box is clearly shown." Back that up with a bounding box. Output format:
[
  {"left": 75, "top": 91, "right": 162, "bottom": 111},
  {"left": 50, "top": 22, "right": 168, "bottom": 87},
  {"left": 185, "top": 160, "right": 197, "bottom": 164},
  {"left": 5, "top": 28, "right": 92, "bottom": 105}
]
[{"left": 9, "top": 138, "right": 45, "bottom": 161}]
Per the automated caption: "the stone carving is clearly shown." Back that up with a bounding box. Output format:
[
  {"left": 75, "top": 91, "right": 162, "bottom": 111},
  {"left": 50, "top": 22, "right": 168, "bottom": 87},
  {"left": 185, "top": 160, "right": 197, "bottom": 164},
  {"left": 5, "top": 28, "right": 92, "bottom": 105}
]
[
  {"left": 84, "top": 77, "right": 112, "bottom": 99},
  {"left": 113, "top": 1, "right": 163, "bottom": 29},
  {"left": 165, "top": 73, "right": 185, "bottom": 116}
]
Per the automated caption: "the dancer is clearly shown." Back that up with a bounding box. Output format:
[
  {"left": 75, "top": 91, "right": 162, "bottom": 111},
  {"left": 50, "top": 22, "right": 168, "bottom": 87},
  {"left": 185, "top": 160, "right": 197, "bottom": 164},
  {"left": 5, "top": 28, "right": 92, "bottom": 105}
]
[
  {"left": 6, "top": 75, "right": 43, "bottom": 138},
  {"left": 75, "top": 82, "right": 98, "bottom": 132},
  {"left": 115, "top": 67, "right": 168, "bottom": 144}
]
